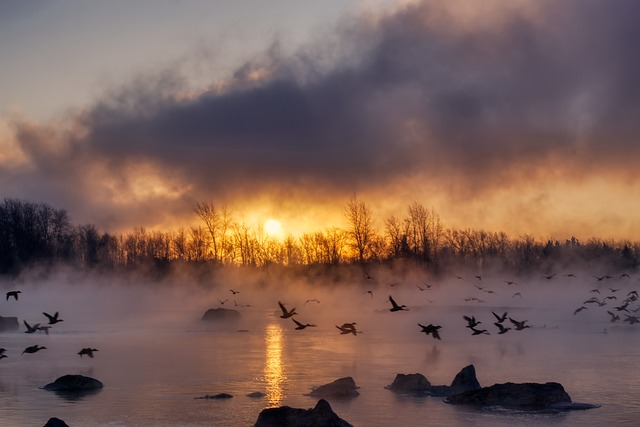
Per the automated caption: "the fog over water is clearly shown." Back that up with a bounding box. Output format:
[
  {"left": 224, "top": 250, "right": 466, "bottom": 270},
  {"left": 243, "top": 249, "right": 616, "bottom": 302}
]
[{"left": 1, "top": 264, "right": 640, "bottom": 426}]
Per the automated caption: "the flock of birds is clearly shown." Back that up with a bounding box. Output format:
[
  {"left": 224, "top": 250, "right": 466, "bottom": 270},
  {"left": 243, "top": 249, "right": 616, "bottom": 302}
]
[
  {"left": 1, "top": 290, "right": 98, "bottom": 360},
  {"left": 231, "top": 269, "right": 640, "bottom": 343}
]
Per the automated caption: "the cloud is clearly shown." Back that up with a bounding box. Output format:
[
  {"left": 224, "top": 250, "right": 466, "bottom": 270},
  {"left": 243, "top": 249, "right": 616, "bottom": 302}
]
[{"left": 3, "top": 0, "right": 640, "bottom": 236}]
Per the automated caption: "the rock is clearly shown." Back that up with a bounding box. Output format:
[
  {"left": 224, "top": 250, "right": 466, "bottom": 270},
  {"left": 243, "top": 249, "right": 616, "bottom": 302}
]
[
  {"left": 307, "top": 377, "right": 360, "bottom": 398},
  {"left": 444, "top": 382, "right": 572, "bottom": 408},
  {"left": 385, "top": 373, "right": 431, "bottom": 392},
  {"left": 43, "top": 375, "right": 103, "bottom": 392},
  {"left": 195, "top": 393, "right": 233, "bottom": 399},
  {"left": 0, "top": 316, "right": 19, "bottom": 332},
  {"left": 201, "top": 308, "right": 241, "bottom": 322},
  {"left": 43, "top": 418, "right": 69, "bottom": 427},
  {"left": 254, "top": 398, "right": 354, "bottom": 427},
  {"left": 386, "top": 365, "right": 481, "bottom": 397},
  {"left": 246, "top": 391, "right": 266, "bottom": 398}
]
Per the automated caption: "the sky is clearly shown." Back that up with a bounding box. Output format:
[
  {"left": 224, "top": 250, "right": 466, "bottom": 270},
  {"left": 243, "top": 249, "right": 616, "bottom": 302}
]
[{"left": 1, "top": 0, "right": 639, "bottom": 240}]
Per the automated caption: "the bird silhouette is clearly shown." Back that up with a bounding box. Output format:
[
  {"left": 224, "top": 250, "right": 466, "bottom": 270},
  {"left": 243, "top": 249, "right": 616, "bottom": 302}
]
[
  {"left": 469, "top": 326, "right": 490, "bottom": 336},
  {"left": 607, "top": 311, "right": 620, "bottom": 322},
  {"left": 78, "top": 348, "right": 99, "bottom": 358},
  {"left": 512, "top": 292, "right": 523, "bottom": 298},
  {"left": 509, "top": 317, "right": 530, "bottom": 331},
  {"left": 388, "top": 295, "right": 408, "bottom": 312},
  {"left": 22, "top": 345, "right": 46, "bottom": 355},
  {"left": 278, "top": 301, "right": 297, "bottom": 319},
  {"left": 463, "top": 315, "right": 481, "bottom": 329},
  {"left": 624, "top": 315, "right": 640, "bottom": 325},
  {"left": 418, "top": 323, "right": 442, "bottom": 340},
  {"left": 364, "top": 290, "right": 373, "bottom": 298},
  {"left": 6, "top": 290, "right": 21, "bottom": 301},
  {"left": 24, "top": 320, "right": 40, "bottom": 333},
  {"left": 492, "top": 311, "right": 508, "bottom": 323},
  {"left": 494, "top": 322, "right": 511, "bottom": 334},
  {"left": 229, "top": 289, "right": 240, "bottom": 295},
  {"left": 574, "top": 306, "right": 588, "bottom": 315},
  {"left": 336, "top": 323, "right": 359, "bottom": 335},
  {"left": 218, "top": 299, "right": 228, "bottom": 305},
  {"left": 43, "top": 312, "right": 63, "bottom": 324},
  {"left": 304, "top": 299, "right": 320, "bottom": 305},
  {"left": 292, "top": 318, "right": 316, "bottom": 330},
  {"left": 37, "top": 325, "right": 51, "bottom": 335}
]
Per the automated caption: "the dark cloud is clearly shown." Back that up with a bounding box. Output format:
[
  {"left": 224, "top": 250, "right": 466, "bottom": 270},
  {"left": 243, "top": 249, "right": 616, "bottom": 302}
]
[{"left": 4, "top": 0, "right": 640, "bottom": 232}]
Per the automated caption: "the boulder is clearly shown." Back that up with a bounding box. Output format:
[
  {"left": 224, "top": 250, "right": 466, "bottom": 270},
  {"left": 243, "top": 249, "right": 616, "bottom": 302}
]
[
  {"left": 43, "top": 418, "right": 69, "bottom": 427},
  {"left": 0, "top": 316, "right": 19, "bottom": 332},
  {"left": 247, "top": 391, "right": 266, "bottom": 398},
  {"left": 386, "top": 365, "right": 481, "bottom": 397},
  {"left": 43, "top": 375, "right": 103, "bottom": 392},
  {"left": 307, "top": 377, "right": 360, "bottom": 398},
  {"left": 254, "top": 398, "right": 353, "bottom": 427},
  {"left": 444, "top": 382, "right": 572, "bottom": 407},
  {"left": 386, "top": 373, "right": 431, "bottom": 392},
  {"left": 201, "top": 308, "right": 241, "bottom": 322}
]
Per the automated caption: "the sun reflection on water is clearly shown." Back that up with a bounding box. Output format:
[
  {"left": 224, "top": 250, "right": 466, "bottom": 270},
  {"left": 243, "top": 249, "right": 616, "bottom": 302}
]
[{"left": 264, "top": 322, "right": 286, "bottom": 407}]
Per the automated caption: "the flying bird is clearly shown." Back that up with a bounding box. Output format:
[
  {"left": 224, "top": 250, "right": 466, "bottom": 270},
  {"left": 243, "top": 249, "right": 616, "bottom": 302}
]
[
  {"left": 22, "top": 345, "right": 47, "bottom": 355},
  {"left": 463, "top": 315, "right": 481, "bottom": 329},
  {"left": 304, "top": 299, "right": 320, "bottom": 305},
  {"left": 78, "top": 348, "right": 99, "bottom": 358},
  {"left": 494, "top": 322, "right": 511, "bottom": 334},
  {"left": 512, "top": 292, "right": 523, "bottom": 298},
  {"left": 492, "top": 311, "right": 508, "bottom": 323},
  {"left": 336, "top": 322, "right": 359, "bottom": 335},
  {"left": 364, "top": 290, "right": 373, "bottom": 298},
  {"left": 37, "top": 325, "right": 51, "bottom": 335},
  {"left": 229, "top": 289, "right": 240, "bottom": 295},
  {"left": 43, "top": 312, "right": 63, "bottom": 324},
  {"left": 388, "top": 295, "right": 408, "bottom": 312},
  {"left": 278, "top": 301, "right": 297, "bottom": 319},
  {"left": 292, "top": 318, "right": 316, "bottom": 330},
  {"left": 217, "top": 299, "right": 228, "bottom": 305},
  {"left": 469, "top": 326, "right": 490, "bottom": 336},
  {"left": 574, "top": 306, "right": 588, "bottom": 315},
  {"left": 24, "top": 320, "right": 40, "bottom": 333},
  {"left": 607, "top": 311, "right": 620, "bottom": 322},
  {"left": 6, "top": 290, "right": 21, "bottom": 301},
  {"left": 509, "top": 317, "right": 530, "bottom": 331},
  {"left": 418, "top": 323, "right": 442, "bottom": 340}
]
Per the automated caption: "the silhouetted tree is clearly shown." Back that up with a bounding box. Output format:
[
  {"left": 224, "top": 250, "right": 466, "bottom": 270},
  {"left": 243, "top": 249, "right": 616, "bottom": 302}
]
[{"left": 345, "top": 195, "right": 375, "bottom": 264}]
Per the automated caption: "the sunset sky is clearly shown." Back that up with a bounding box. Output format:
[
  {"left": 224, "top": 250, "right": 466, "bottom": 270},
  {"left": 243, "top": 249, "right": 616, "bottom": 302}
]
[{"left": 1, "top": 0, "right": 639, "bottom": 240}]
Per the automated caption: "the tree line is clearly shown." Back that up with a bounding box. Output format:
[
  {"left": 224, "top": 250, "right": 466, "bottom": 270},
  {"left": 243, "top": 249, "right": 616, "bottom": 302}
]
[{"left": 0, "top": 197, "right": 638, "bottom": 277}]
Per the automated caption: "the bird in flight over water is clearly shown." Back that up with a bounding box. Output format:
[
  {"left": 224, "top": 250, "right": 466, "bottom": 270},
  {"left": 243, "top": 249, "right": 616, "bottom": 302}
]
[
  {"left": 6, "top": 290, "right": 21, "bottom": 301},
  {"left": 292, "top": 318, "right": 316, "bottom": 330},
  {"left": 43, "top": 311, "right": 63, "bottom": 324},
  {"left": 418, "top": 323, "right": 442, "bottom": 340},
  {"left": 278, "top": 301, "right": 297, "bottom": 319},
  {"left": 78, "top": 348, "right": 99, "bottom": 358},
  {"left": 388, "top": 295, "right": 408, "bottom": 312}
]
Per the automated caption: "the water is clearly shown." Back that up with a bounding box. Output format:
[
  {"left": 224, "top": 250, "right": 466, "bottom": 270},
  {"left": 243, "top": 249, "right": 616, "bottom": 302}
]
[{"left": 1, "top": 275, "right": 639, "bottom": 426}]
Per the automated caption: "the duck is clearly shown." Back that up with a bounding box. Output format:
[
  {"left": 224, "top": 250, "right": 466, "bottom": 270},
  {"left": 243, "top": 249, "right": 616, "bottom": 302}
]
[
  {"left": 509, "top": 317, "right": 530, "bottom": 331},
  {"left": 418, "top": 323, "right": 442, "bottom": 340},
  {"left": 6, "top": 290, "right": 21, "bottom": 301},
  {"left": 43, "top": 311, "right": 63, "bottom": 325},
  {"left": 24, "top": 320, "right": 40, "bottom": 333},
  {"left": 494, "top": 322, "right": 511, "bottom": 334},
  {"left": 78, "top": 348, "right": 99, "bottom": 358},
  {"left": 492, "top": 311, "right": 508, "bottom": 323},
  {"left": 388, "top": 295, "right": 408, "bottom": 312},
  {"left": 336, "top": 323, "right": 359, "bottom": 335},
  {"left": 22, "top": 345, "right": 47, "bottom": 355},
  {"left": 292, "top": 318, "right": 316, "bottom": 330},
  {"left": 278, "top": 301, "right": 297, "bottom": 319}
]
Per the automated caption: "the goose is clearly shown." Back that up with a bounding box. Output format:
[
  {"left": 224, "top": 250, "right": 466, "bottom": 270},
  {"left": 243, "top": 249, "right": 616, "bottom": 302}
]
[
  {"left": 24, "top": 320, "right": 40, "bottom": 333},
  {"left": 418, "top": 323, "right": 442, "bottom": 340},
  {"left": 278, "top": 301, "right": 297, "bottom": 319},
  {"left": 336, "top": 323, "right": 358, "bottom": 335},
  {"left": 292, "top": 318, "right": 316, "bottom": 330},
  {"left": 78, "top": 348, "right": 99, "bottom": 358},
  {"left": 37, "top": 325, "right": 51, "bottom": 335},
  {"left": 388, "top": 295, "right": 408, "bottom": 312},
  {"left": 6, "top": 290, "right": 21, "bottom": 301},
  {"left": 509, "top": 317, "right": 530, "bottom": 331},
  {"left": 43, "top": 312, "right": 63, "bottom": 325},
  {"left": 607, "top": 311, "right": 620, "bottom": 322},
  {"left": 469, "top": 326, "right": 490, "bottom": 335},
  {"left": 22, "top": 345, "right": 46, "bottom": 355},
  {"left": 492, "top": 312, "right": 508, "bottom": 323},
  {"left": 494, "top": 322, "right": 511, "bottom": 334},
  {"left": 463, "top": 315, "right": 481, "bottom": 329}
]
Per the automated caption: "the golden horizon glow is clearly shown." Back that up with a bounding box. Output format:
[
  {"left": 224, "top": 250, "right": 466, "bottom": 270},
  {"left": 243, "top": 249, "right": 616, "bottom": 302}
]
[{"left": 264, "top": 322, "right": 286, "bottom": 407}]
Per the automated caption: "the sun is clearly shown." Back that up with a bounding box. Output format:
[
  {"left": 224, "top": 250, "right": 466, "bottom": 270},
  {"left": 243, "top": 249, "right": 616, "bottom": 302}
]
[{"left": 264, "top": 219, "right": 283, "bottom": 237}]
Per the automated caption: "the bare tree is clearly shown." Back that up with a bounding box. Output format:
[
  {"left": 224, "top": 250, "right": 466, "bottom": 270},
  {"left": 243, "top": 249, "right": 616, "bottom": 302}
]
[{"left": 345, "top": 195, "right": 375, "bottom": 264}]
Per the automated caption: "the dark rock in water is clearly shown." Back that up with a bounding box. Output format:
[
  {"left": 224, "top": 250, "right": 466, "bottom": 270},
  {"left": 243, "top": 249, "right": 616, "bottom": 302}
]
[
  {"left": 43, "top": 375, "right": 103, "bottom": 392},
  {"left": 0, "top": 316, "right": 19, "bottom": 332},
  {"left": 43, "top": 418, "right": 69, "bottom": 427},
  {"left": 386, "top": 365, "right": 481, "bottom": 397},
  {"left": 386, "top": 373, "right": 431, "bottom": 392},
  {"left": 247, "top": 391, "right": 266, "bottom": 398},
  {"left": 254, "top": 398, "right": 353, "bottom": 427},
  {"left": 201, "top": 308, "right": 241, "bottom": 322},
  {"left": 445, "top": 382, "right": 572, "bottom": 408},
  {"left": 307, "top": 377, "right": 360, "bottom": 398},
  {"left": 195, "top": 393, "right": 233, "bottom": 399}
]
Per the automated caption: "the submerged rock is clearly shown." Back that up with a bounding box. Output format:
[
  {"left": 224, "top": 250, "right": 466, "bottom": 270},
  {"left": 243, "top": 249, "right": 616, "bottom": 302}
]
[
  {"left": 43, "top": 375, "right": 103, "bottom": 392},
  {"left": 195, "top": 393, "right": 233, "bottom": 399},
  {"left": 0, "top": 315, "right": 19, "bottom": 332},
  {"left": 201, "top": 308, "right": 241, "bottom": 322},
  {"left": 254, "top": 398, "right": 353, "bottom": 427},
  {"left": 386, "top": 364, "right": 481, "bottom": 397},
  {"left": 246, "top": 391, "right": 266, "bottom": 398},
  {"left": 445, "top": 382, "right": 572, "bottom": 408},
  {"left": 307, "top": 377, "right": 360, "bottom": 398}
]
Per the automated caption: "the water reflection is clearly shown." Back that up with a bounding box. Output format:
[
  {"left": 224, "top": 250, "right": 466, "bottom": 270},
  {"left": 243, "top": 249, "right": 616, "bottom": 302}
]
[{"left": 264, "top": 323, "right": 286, "bottom": 407}]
